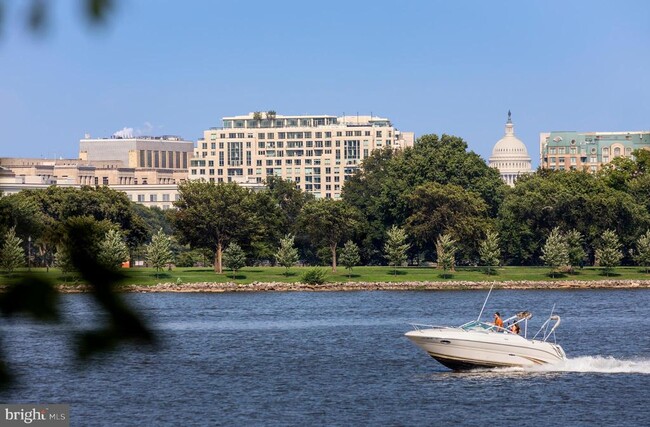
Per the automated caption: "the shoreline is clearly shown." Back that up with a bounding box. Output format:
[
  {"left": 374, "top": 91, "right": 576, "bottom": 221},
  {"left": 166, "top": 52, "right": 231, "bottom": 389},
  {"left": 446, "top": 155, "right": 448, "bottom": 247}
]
[{"left": 53, "top": 279, "right": 650, "bottom": 293}]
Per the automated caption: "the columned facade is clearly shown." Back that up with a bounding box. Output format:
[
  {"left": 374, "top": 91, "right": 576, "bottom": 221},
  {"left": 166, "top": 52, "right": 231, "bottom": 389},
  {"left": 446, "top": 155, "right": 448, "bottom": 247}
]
[{"left": 489, "top": 111, "right": 532, "bottom": 186}]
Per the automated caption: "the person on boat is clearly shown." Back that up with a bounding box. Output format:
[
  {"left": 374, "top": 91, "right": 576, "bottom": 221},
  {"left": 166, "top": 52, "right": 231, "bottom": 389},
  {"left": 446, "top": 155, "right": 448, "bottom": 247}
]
[
  {"left": 493, "top": 312, "right": 504, "bottom": 331},
  {"left": 510, "top": 323, "right": 520, "bottom": 334}
]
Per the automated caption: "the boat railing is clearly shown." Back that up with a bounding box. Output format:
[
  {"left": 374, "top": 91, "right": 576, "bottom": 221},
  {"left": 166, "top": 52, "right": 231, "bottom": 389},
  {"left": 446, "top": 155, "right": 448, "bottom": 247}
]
[{"left": 532, "top": 314, "right": 561, "bottom": 343}]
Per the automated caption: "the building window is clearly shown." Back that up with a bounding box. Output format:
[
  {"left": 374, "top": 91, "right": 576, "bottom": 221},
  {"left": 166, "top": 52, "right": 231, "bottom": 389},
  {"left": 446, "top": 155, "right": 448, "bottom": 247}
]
[
  {"left": 137, "top": 194, "right": 145, "bottom": 202},
  {"left": 228, "top": 141, "right": 243, "bottom": 166},
  {"left": 162, "top": 194, "right": 170, "bottom": 202},
  {"left": 344, "top": 140, "right": 360, "bottom": 159}
]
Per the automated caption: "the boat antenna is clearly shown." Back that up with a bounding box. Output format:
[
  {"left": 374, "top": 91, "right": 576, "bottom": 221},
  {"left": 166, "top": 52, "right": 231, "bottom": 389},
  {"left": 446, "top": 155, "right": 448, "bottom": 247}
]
[{"left": 476, "top": 284, "right": 494, "bottom": 322}]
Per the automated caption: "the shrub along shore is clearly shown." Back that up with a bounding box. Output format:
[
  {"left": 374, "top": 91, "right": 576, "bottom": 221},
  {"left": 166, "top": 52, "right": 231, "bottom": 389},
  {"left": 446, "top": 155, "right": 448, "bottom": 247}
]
[
  {"left": 52, "top": 279, "right": 650, "bottom": 293},
  {"left": 4, "top": 266, "right": 650, "bottom": 293}
]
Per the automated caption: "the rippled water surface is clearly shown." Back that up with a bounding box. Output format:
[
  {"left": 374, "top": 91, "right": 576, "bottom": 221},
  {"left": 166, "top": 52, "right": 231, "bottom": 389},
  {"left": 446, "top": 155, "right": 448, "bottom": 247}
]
[{"left": 1, "top": 289, "right": 649, "bottom": 426}]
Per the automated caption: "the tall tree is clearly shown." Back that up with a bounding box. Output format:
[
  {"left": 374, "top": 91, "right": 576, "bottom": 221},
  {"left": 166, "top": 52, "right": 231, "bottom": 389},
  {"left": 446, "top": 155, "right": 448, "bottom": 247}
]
[
  {"left": 275, "top": 234, "right": 299, "bottom": 276},
  {"left": 222, "top": 242, "right": 246, "bottom": 279},
  {"left": 384, "top": 225, "right": 410, "bottom": 275},
  {"left": 173, "top": 181, "right": 258, "bottom": 273},
  {"left": 146, "top": 229, "right": 174, "bottom": 277},
  {"left": 498, "top": 169, "right": 649, "bottom": 265},
  {"left": 406, "top": 182, "right": 491, "bottom": 262},
  {"left": 265, "top": 176, "right": 313, "bottom": 228},
  {"left": 343, "top": 135, "right": 506, "bottom": 265},
  {"left": 297, "top": 199, "right": 362, "bottom": 272},
  {"left": 339, "top": 240, "right": 360, "bottom": 278},
  {"left": 479, "top": 231, "right": 500, "bottom": 275},
  {"left": 435, "top": 233, "right": 456, "bottom": 273},
  {"left": 17, "top": 186, "right": 149, "bottom": 263},
  {"left": 566, "top": 228, "right": 586, "bottom": 271},
  {"left": 541, "top": 227, "right": 569, "bottom": 277},
  {"left": 55, "top": 244, "right": 75, "bottom": 275},
  {"left": 98, "top": 229, "right": 130, "bottom": 270},
  {"left": 634, "top": 230, "right": 650, "bottom": 273},
  {"left": 0, "top": 227, "right": 25, "bottom": 274},
  {"left": 246, "top": 189, "right": 286, "bottom": 263},
  {"left": 595, "top": 229, "right": 623, "bottom": 276}
]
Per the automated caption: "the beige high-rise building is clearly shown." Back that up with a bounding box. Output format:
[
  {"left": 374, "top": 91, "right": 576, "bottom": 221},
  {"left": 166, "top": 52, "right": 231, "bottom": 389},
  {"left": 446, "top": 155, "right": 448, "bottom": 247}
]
[{"left": 191, "top": 112, "right": 415, "bottom": 198}]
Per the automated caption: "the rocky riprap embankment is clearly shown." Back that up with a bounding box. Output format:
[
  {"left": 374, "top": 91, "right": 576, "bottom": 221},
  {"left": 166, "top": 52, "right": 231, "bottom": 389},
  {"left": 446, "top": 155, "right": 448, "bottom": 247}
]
[{"left": 52, "top": 279, "right": 650, "bottom": 293}]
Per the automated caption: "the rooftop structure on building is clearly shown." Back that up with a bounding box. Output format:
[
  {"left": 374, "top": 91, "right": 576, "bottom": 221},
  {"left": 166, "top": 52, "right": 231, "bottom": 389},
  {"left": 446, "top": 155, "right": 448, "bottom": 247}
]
[
  {"left": 539, "top": 130, "right": 650, "bottom": 172},
  {"left": 488, "top": 111, "right": 532, "bottom": 186},
  {"left": 79, "top": 134, "right": 194, "bottom": 170},
  {"left": 192, "top": 112, "right": 415, "bottom": 198}
]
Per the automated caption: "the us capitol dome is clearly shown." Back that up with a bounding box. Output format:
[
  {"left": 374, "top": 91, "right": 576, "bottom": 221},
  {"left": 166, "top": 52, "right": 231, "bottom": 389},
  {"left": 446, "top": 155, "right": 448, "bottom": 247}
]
[{"left": 488, "top": 111, "right": 532, "bottom": 186}]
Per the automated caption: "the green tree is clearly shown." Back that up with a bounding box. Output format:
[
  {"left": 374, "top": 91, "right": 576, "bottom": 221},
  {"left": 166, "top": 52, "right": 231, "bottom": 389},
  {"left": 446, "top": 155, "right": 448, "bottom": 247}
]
[
  {"left": 343, "top": 134, "right": 506, "bottom": 265},
  {"left": 265, "top": 176, "right": 314, "bottom": 228},
  {"left": 246, "top": 189, "right": 287, "bottom": 263},
  {"left": 498, "top": 169, "right": 650, "bottom": 265},
  {"left": 98, "top": 229, "right": 130, "bottom": 270},
  {"left": 435, "top": 233, "right": 456, "bottom": 274},
  {"left": 0, "top": 227, "right": 25, "bottom": 274},
  {"left": 222, "top": 242, "right": 246, "bottom": 279},
  {"left": 566, "top": 228, "right": 586, "bottom": 271},
  {"left": 406, "top": 182, "right": 491, "bottom": 262},
  {"left": 634, "top": 230, "right": 650, "bottom": 273},
  {"left": 173, "top": 181, "right": 258, "bottom": 273},
  {"left": 540, "top": 227, "right": 569, "bottom": 278},
  {"left": 339, "top": 240, "right": 360, "bottom": 278},
  {"left": 146, "top": 228, "right": 174, "bottom": 277},
  {"left": 297, "top": 199, "right": 362, "bottom": 272},
  {"left": 595, "top": 229, "right": 623, "bottom": 276},
  {"left": 275, "top": 234, "right": 299, "bottom": 276},
  {"left": 384, "top": 225, "right": 410, "bottom": 275},
  {"left": 54, "top": 244, "right": 75, "bottom": 276},
  {"left": 17, "top": 186, "right": 149, "bottom": 264},
  {"left": 479, "top": 231, "right": 500, "bottom": 275},
  {"left": 132, "top": 204, "right": 174, "bottom": 236}
]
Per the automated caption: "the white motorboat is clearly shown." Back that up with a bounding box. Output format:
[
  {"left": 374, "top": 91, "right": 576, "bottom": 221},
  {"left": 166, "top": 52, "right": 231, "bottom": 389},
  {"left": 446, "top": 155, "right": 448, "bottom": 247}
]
[{"left": 405, "top": 289, "right": 566, "bottom": 370}]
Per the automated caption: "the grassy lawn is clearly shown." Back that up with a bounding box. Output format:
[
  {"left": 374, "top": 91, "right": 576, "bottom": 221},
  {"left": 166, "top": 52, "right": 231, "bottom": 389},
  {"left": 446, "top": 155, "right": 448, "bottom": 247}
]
[{"left": 3, "top": 266, "right": 650, "bottom": 286}]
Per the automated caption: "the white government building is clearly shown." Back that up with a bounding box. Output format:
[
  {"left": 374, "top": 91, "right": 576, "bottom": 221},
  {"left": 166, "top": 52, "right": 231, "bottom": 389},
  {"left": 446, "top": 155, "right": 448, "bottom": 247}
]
[
  {"left": 488, "top": 111, "right": 532, "bottom": 186},
  {"left": 1, "top": 135, "right": 196, "bottom": 209}
]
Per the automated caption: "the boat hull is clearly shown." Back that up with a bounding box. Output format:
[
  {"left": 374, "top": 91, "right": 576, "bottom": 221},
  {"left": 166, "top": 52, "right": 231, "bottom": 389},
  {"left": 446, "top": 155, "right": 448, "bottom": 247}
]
[{"left": 405, "top": 327, "right": 566, "bottom": 370}]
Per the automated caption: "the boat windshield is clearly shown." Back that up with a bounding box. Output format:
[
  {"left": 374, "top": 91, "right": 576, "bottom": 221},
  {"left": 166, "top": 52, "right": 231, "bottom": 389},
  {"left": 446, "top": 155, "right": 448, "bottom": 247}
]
[{"left": 459, "top": 320, "right": 493, "bottom": 331}]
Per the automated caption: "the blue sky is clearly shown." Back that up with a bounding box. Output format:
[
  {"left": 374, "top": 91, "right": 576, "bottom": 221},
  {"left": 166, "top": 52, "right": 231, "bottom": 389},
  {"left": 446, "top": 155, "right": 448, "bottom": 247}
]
[{"left": 1, "top": 0, "right": 649, "bottom": 167}]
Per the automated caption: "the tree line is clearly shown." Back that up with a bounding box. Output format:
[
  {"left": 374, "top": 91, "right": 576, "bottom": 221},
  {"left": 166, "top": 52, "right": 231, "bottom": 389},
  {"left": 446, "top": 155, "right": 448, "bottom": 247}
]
[{"left": 3, "top": 134, "right": 650, "bottom": 276}]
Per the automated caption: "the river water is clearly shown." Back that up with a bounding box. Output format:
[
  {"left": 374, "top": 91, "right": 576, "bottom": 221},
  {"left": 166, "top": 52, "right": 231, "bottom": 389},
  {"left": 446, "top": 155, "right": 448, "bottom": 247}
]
[{"left": 1, "top": 289, "right": 649, "bottom": 426}]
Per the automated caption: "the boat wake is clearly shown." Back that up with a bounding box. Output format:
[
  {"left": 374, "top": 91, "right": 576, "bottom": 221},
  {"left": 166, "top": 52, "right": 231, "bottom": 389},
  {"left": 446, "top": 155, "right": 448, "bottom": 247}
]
[{"left": 497, "top": 356, "right": 650, "bottom": 374}]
